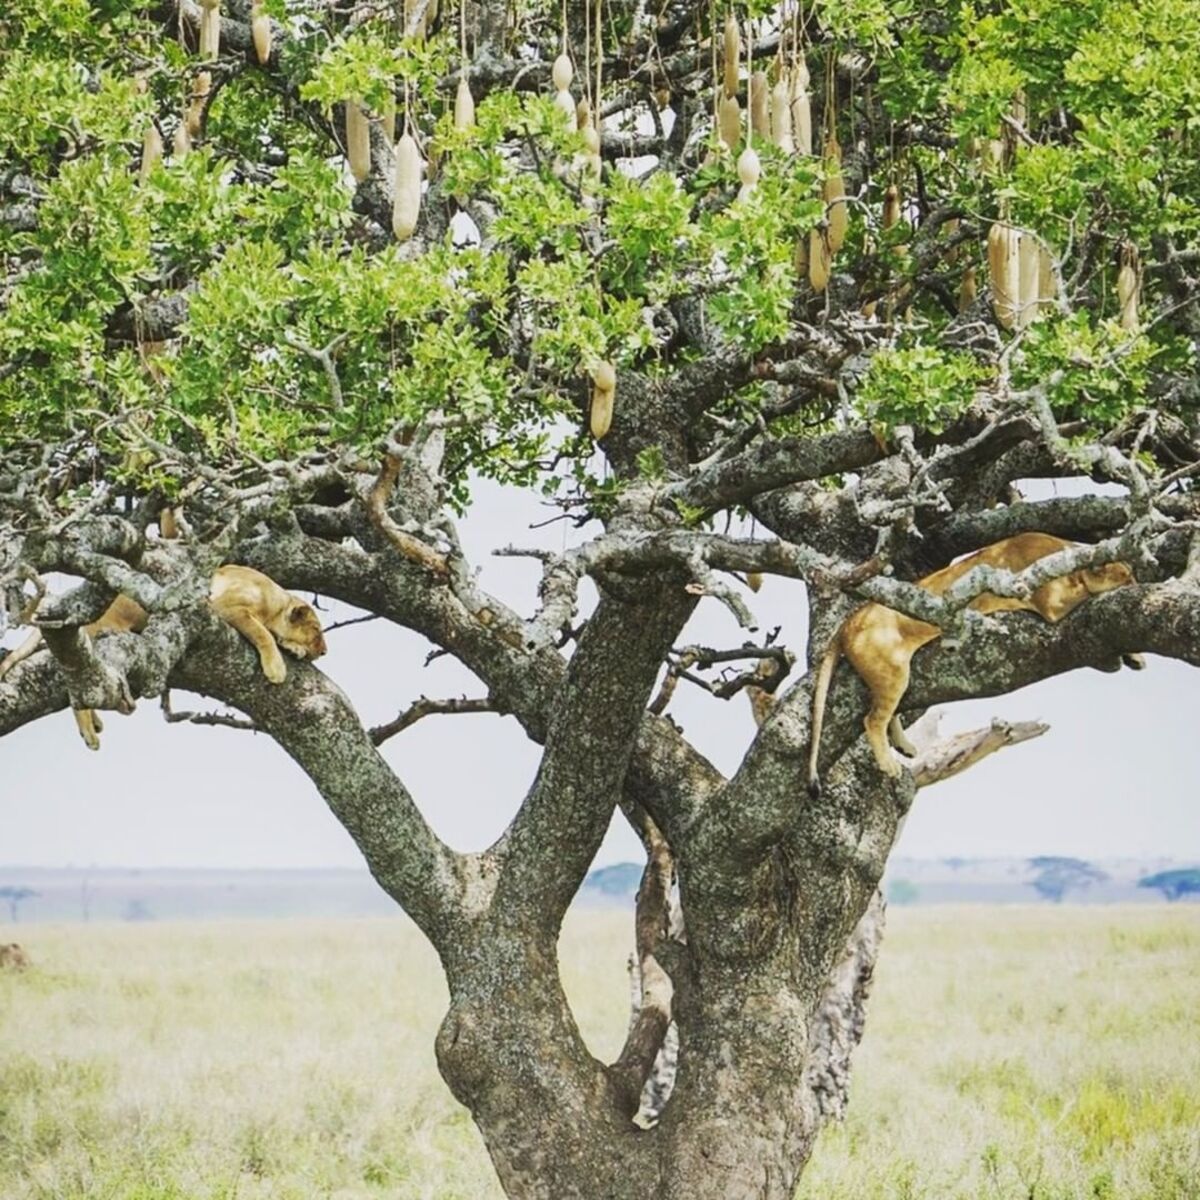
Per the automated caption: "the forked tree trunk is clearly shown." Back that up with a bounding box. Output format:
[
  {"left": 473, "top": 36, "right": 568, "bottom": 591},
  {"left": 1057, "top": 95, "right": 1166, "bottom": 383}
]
[{"left": 433, "top": 885, "right": 888, "bottom": 1198}]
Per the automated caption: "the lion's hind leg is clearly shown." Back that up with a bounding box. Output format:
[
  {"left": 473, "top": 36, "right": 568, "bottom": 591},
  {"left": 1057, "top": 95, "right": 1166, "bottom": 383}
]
[{"left": 844, "top": 617, "right": 923, "bottom": 780}]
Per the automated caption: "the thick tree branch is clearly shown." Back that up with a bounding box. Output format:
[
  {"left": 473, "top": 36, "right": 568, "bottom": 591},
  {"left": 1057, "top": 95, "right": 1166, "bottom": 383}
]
[{"left": 490, "top": 584, "right": 697, "bottom": 932}]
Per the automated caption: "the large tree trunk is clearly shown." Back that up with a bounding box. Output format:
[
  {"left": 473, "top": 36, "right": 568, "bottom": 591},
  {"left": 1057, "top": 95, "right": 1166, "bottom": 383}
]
[{"left": 433, "top": 866, "right": 888, "bottom": 1198}]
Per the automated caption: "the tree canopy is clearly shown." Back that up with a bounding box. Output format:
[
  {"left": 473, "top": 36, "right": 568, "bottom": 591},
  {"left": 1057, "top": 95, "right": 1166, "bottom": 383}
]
[{"left": 2, "top": 0, "right": 1200, "bottom": 1195}]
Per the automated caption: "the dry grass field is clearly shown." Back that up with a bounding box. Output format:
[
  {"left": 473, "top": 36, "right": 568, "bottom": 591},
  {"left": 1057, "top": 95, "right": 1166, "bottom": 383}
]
[{"left": 0, "top": 906, "right": 1197, "bottom": 1199}]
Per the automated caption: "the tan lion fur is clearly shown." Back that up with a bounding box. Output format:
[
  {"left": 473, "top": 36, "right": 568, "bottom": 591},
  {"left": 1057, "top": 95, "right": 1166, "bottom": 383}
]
[
  {"left": 807, "top": 533, "right": 1139, "bottom": 793},
  {"left": 0, "top": 566, "right": 326, "bottom": 749},
  {"left": 0, "top": 943, "right": 30, "bottom": 970}
]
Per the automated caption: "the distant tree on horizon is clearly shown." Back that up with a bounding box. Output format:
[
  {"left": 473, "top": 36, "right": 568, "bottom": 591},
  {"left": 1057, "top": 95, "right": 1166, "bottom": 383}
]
[
  {"left": 1138, "top": 869, "right": 1200, "bottom": 902},
  {"left": 887, "top": 879, "right": 920, "bottom": 906},
  {"left": 0, "top": 886, "right": 39, "bottom": 923},
  {"left": 1029, "top": 857, "right": 1107, "bottom": 903}
]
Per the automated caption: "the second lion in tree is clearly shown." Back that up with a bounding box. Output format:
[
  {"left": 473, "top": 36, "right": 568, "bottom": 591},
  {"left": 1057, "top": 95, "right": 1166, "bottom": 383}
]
[
  {"left": 0, "top": 566, "right": 326, "bottom": 749},
  {"left": 807, "top": 533, "right": 1142, "bottom": 794}
]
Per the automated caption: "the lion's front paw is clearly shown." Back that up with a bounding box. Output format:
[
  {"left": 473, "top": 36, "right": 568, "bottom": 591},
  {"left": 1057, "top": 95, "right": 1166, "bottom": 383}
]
[{"left": 263, "top": 657, "right": 287, "bottom": 684}]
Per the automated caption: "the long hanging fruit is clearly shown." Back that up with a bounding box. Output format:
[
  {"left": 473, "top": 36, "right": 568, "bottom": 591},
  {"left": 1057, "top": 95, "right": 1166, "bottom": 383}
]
[
  {"left": 185, "top": 71, "right": 211, "bottom": 138},
  {"left": 809, "top": 225, "right": 832, "bottom": 292},
  {"left": 1016, "top": 232, "right": 1040, "bottom": 328},
  {"left": 552, "top": 52, "right": 576, "bottom": 128},
  {"left": 737, "top": 146, "right": 761, "bottom": 201},
  {"left": 750, "top": 70, "right": 769, "bottom": 138},
  {"left": 823, "top": 133, "right": 847, "bottom": 253},
  {"left": 198, "top": 0, "right": 220, "bottom": 60},
  {"left": 455, "top": 78, "right": 475, "bottom": 131},
  {"left": 882, "top": 184, "right": 901, "bottom": 232},
  {"left": 723, "top": 13, "right": 740, "bottom": 100},
  {"left": 589, "top": 362, "right": 616, "bottom": 439},
  {"left": 770, "top": 74, "right": 793, "bottom": 152},
  {"left": 346, "top": 100, "right": 371, "bottom": 183},
  {"left": 1116, "top": 242, "right": 1140, "bottom": 332},
  {"left": 718, "top": 94, "right": 741, "bottom": 150},
  {"left": 139, "top": 122, "right": 163, "bottom": 183},
  {"left": 987, "top": 219, "right": 1020, "bottom": 330},
  {"left": 392, "top": 131, "right": 423, "bottom": 241},
  {"left": 958, "top": 265, "right": 978, "bottom": 313},
  {"left": 790, "top": 57, "right": 812, "bottom": 156},
  {"left": 577, "top": 99, "right": 601, "bottom": 176},
  {"left": 250, "top": 0, "right": 271, "bottom": 64}
]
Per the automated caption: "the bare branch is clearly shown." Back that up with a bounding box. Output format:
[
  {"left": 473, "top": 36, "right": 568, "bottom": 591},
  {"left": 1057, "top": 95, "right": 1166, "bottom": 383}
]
[
  {"left": 611, "top": 816, "right": 675, "bottom": 1120},
  {"left": 910, "top": 717, "right": 1049, "bottom": 787},
  {"left": 370, "top": 695, "right": 496, "bottom": 745},
  {"left": 160, "top": 689, "right": 259, "bottom": 733}
]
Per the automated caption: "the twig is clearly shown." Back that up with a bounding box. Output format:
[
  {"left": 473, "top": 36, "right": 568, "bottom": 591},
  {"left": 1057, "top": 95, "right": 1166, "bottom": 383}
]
[
  {"left": 160, "top": 691, "right": 258, "bottom": 733},
  {"left": 370, "top": 695, "right": 495, "bottom": 745}
]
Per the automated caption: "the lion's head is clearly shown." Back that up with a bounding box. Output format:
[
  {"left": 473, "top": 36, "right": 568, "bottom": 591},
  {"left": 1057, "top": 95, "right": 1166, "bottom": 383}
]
[
  {"left": 280, "top": 600, "right": 328, "bottom": 661},
  {"left": 1082, "top": 560, "right": 1136, "bottom": 596}
]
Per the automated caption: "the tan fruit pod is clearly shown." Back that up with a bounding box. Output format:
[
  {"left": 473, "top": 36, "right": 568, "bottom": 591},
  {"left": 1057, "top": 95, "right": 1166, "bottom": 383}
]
[
  {"left": 554, "top": 89, "right": 577, "bottom": 128},
  {"left": 382, "top": 94, "right": 396, "bottom": 143},
  {"left": 185, "top": 71, "right": 211, "bottom": 138},
  {"left": 581, "top": 121, "right": 600, "bottom": 154},
  {"left": 823, "top": 135, "right": 847, "bottom": 253},
  {"left": 1017, "top": 232, "right": 1040, "bottom": 327},
  {"left": 770, "top": 78, "right": 793, "bottom": 152},
  {"left": 958, "top": 265, "right": 978, "bottom": 313},
  {"left": 736, "top": 146, "right": 760, "bottom": 200},
  {"left": 250, "top": 0, "right": 271, "bottom": 64},
  {"left": 576, "top": 98, "right": 591, "bottom": 127},
  {"left": 455, "top": 77, "right": 475, "bottom": 130},
  {"left": 983, "top": 137, "right": 1006, "bottom": 174},
  {"left": 723, "top": 13, "right": 740, "bottom": 99},
  {"left": 882, "top": 184, "right": 901, "bottom": 231},
  {"left": 392, "top": 132, "right": 423, "bottom": 241},
  {"left": 552, "top": 53, "right": 573, "bottom": 92},
  {"left": 793, "top": 233, "right": 809, "bottom": 277},
  {"left": 790, "top": 61, "right": 812, "bottom": 156},
  {"left": 139, "top": 123, "right": 163, "bottom": 182},
  {"left": 173, "top": 121, "right": 191, "bottom": 158},
  {"left": 654, "top": 86, "right": 671, "bottom": 111},
  {"left": 199, "top": 3, "right": 220, "bottom": 60},
  {"left": 1037, "top": 245, "right": 1056, "bottom": 306},
  {"left": 718, "top": 94, "right": 741, "bottom": 150},
  {"left": 944, "top": 216, "right": 961, "bottom": 264},
  {"left": 590, "top": 360, "right": 616, "bottom": 392},
  {"left": 1116, "top": 242, "right": 1140, "bottom": 332},
  {"left": 809, "top": 225, "right": 831, "bottom": 292},
  {"left": 590, "top": 385, "right": 615, "bottom": 439},
  {"left": 750, "top": 71, "right": 769, "bottom": 138},
  {"left": 346, "top": 100, "right": 371, "bottom": 183},
  {"left": 746, "top": 572, "right": 763, "bottom": 592},
  {"left": 987, "top": 221, "right": 1019, "bottom": 329}
]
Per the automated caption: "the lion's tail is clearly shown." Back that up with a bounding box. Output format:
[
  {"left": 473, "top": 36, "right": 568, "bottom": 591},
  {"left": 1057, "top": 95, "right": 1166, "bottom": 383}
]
[{"left": 807, "top": 636, "right": 841, "bottom": 799}]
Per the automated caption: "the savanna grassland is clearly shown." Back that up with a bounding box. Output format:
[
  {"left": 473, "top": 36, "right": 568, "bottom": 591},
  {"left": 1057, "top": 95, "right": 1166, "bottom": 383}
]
[{"left": 0, "top": 907, "right": 1197, "bottom": 1200}]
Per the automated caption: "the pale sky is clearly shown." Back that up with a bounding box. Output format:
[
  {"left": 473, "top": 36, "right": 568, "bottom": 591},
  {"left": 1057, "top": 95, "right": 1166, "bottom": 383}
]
[{"left": 1, "top": 478, "right": 1197, "bottom": 870}]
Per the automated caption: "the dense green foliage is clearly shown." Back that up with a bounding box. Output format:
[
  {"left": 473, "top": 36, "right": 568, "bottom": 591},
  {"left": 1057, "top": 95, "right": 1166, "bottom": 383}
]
[{"left": 2, "top": 0, "right": 1197, "bottom": 510}]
